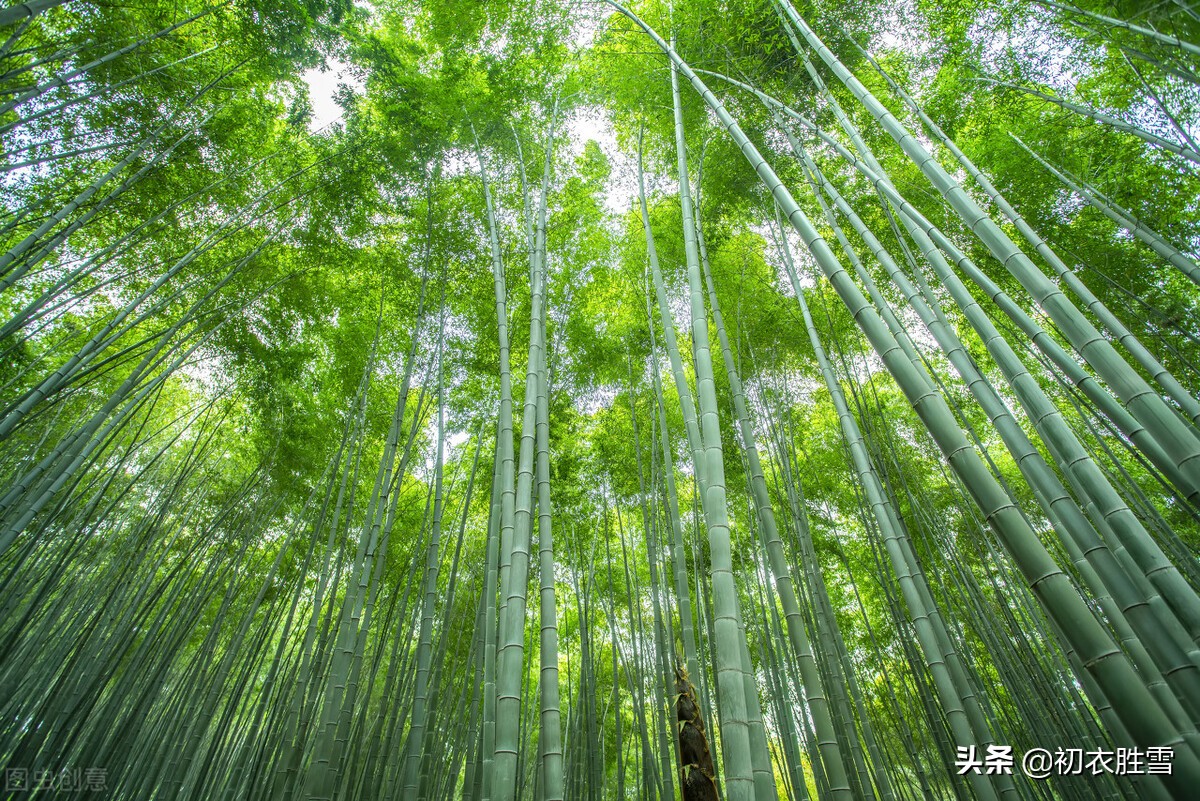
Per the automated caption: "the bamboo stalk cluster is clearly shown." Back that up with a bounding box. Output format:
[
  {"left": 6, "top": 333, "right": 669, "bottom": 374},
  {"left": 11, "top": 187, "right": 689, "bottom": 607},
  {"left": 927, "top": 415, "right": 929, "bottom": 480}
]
[{"left": 1, "top": 0, "right": 1199, "bottom": 799}]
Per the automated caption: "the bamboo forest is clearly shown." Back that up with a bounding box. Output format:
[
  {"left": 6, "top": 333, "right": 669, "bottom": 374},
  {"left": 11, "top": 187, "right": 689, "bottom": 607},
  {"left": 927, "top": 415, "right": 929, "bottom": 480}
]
[{"left": 8, "top": 0, "right": 1200, "bottom": 798}]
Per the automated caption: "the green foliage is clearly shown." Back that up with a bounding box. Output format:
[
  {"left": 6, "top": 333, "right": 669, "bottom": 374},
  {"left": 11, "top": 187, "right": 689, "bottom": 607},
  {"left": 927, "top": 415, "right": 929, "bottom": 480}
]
[{"left": 2, "top": 0, "right": 1199, "bottom": 799}]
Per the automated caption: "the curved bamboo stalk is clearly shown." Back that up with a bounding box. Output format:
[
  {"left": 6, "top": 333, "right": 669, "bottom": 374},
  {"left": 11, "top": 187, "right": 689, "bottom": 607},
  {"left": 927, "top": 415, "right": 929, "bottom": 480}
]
[
  {"left": 1034, "top": 0, "right": 1200, "bottom": 58},
  {"left": 1013, "top": 133, "right": 1200, "bottom": 291},
  {"left": 601, "top": 7, "right": 1200, "bottom": 794},
  {"left": 772, "top": 0, "right": 1200, "bottom": 503},
  {"left": 981, "top": 78, "right": 1200, "bottom": 165},
  {"left": 856, "top": 44, "right": 1200, "bottom": 426}
]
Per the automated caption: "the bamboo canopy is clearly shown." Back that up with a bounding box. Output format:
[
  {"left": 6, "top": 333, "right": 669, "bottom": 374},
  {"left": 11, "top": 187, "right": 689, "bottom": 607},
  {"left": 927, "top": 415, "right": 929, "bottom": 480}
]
[{"left": 1, "top": 0, "right": 1199, "bottom": 799}]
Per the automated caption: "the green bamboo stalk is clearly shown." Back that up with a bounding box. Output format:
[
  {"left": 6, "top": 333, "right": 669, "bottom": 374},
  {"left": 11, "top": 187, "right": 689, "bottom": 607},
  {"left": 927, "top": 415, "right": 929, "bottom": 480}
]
[
  {"left": 401, "top": 309, "right": 448, "bottom": 798},
  {"left": 697, "top": 208, "right": 855, "bottom": 800},
  {"left": 535, "top": 248, "right": 564, "bottom": 801},
  {"left": 668, "top": 35, "right": 769, "bottom": 797},
  {"left": 493, "top": 106, "right": 557, "bottom": 801}
]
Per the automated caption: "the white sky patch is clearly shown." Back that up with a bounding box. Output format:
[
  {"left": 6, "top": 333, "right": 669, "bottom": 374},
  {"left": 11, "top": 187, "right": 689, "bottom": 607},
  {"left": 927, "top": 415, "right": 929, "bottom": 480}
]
[
  {"left": 569, "top": 4, "right": 604, "bottom": 52},
  {"left": 566, "top": 106, "right": 637, "bottom": 215},
  {"left": 567, "top": 110, "right": 607, "bottom": 157},
  {"left": 878, "top": 29, "right": 902, "bottom": 51},
  {"left": 578, "top": 384, "right": 617, "bottom": 416},
  {"left": 301, "top": 58, "right": 366, "bottom": 132}
]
